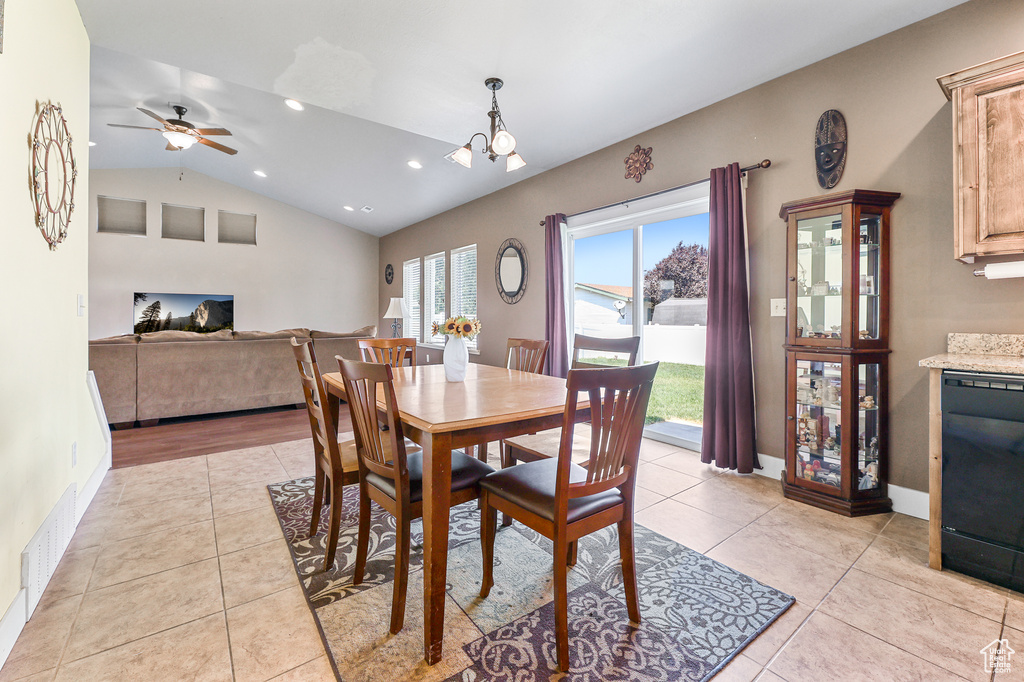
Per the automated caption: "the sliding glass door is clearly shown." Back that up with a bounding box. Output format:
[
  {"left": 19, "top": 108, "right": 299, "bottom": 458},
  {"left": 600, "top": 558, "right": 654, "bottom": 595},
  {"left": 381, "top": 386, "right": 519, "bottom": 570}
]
[{"left": 566, "top": 183, "right": 710, "bottom": 448}]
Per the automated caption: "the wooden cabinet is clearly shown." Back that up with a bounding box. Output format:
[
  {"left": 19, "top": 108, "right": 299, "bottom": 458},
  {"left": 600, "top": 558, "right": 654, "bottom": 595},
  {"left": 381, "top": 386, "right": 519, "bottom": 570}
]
[
  {"left": 781, "top": 190, "right": 899, "bottom": 516},
  {"left": 939, "top": 51, "right": 1024, "bottom": 263}
]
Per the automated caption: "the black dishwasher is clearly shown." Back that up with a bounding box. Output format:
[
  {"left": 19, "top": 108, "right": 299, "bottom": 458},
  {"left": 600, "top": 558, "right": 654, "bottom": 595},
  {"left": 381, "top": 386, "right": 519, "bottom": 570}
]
[{"left": 942, "top": 370, "right": 1024, "bottom": 591}]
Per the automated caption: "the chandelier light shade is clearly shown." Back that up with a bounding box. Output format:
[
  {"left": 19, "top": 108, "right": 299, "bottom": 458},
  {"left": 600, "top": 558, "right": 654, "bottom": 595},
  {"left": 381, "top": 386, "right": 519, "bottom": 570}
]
[
  {"left": 448, "top": 77, "right": 526, "bottom": 172},
  {"left": 162, "top": 130, "right": 196, "bottom": 149}
]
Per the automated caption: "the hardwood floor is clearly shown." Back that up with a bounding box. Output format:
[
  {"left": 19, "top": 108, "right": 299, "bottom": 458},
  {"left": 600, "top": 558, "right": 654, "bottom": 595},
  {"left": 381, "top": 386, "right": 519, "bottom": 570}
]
[{"left": 111, "top": 406, "right": 353, "bottom": 468}]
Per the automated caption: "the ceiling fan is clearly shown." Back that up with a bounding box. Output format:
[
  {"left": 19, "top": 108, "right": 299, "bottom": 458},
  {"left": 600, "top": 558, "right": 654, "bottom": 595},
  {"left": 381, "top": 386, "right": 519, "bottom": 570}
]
[{"left": 107, "top": 105, "right": 237, "bottom": 155}]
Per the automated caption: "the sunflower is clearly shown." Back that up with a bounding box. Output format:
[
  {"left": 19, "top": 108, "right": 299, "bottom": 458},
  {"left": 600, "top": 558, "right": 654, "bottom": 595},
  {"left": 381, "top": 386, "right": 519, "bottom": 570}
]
[
  {"left": 460, "top": 321, "right": 474, "bottom": 336},
  {"left": 470, "top": 319, "right": 482, "bottom": 336},
  {"left": 431, "top": 321, "right": 440, "bottom": 336},
  {"left": 445, "top": 319, "right": 458, "bottom": 333}
]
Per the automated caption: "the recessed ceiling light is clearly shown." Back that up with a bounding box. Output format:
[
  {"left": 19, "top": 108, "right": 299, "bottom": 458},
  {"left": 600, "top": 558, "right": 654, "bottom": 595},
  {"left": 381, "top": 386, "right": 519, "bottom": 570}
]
[
  {"left": 343, "top": 205, "right": 354, "bottom": 211},
  {"left": 284, "top": 99, "right": 304, "bottom": 111},
  {"left": 407, "top": 160, "right": 423, "bottom": 169},
  {"left": 253, "top": 170, "right": 267, "bottom": 178},
  {"left": 88, "top": 141, "right": 97, "bottom": 147}
]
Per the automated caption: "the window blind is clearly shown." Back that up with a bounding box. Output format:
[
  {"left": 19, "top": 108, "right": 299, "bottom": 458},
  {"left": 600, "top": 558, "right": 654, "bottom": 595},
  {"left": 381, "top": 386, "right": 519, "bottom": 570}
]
[
  {"left": 403, "top": 258, "right": 422, "bottom": 342},
  {"left": 97, "top": 196, "right": 146, "bottom": 236},
  {"left": 424, "top": 252, "right": 446, "bottom": 343},
  {"left": 451, "top": 244, "right": 477, "bottom": 349},
  {"left": 217, "top": 210, "right": 257, "bottom": 245},
  {"left": 161, "top": 203, "right": 205, "bottom": 242}
]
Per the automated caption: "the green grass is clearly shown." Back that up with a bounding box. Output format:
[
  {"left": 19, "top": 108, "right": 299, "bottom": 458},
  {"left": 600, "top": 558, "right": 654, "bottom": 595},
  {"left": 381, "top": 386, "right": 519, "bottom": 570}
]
[{"left": 583, "top": 357, "right": 705, "bottom": 425}]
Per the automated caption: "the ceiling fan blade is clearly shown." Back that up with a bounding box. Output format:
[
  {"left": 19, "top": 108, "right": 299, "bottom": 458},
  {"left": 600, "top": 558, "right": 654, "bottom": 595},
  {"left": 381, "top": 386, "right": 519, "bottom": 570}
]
[
  {"left": 108, "top": 123, "right": 163, "bottom": 131},
  {"left": 197, "top": 137, "right": 238, "bottom": 155},
  {"left": 165, "top": 142, "right": 180, "bottom": 151},
  {"left": 137, "top": 107, "right": 171, "bottom": 126},
  {"left": 193, "top": 128, "right": 232, "bottom": 136}
]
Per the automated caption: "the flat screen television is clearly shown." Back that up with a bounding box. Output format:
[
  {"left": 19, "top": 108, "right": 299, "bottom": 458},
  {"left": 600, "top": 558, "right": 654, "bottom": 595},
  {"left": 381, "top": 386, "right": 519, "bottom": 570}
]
[{"left": 133, "top": 292, "right": 233, "bottom": 334}]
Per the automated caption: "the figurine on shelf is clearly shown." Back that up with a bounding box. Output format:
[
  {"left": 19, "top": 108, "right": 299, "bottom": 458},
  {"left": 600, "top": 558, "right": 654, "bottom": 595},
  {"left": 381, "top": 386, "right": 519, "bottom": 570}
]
[
  {"left": 860, "top": 395, "right": 876, "bottom": 409},
  {"left": 869, "top": 437, "right": 878, "bottom": 459},
  {"left": 825, "top": 383, "right": 840, "bottom": 405},
  {"left": 829, "top": 284, "right": 842, "bottom": 295},
  {"left": 859, "top": 462, "right": 878, "bottom": 490},
  {"left": 812, "top": 281, "right": 830, "bottom": 296},
  {"left": 859, "top": 329, "right": 871, "bottom": 338}
]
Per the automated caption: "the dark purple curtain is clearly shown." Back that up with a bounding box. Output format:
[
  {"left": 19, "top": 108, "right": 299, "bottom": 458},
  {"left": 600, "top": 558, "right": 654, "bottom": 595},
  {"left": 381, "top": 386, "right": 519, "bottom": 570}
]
[
  {"left": 702, "top": 163, "right": 759, "bottom": 472},
  {"left": 544, "top": 213, "right": 569, "bottom": 377}
]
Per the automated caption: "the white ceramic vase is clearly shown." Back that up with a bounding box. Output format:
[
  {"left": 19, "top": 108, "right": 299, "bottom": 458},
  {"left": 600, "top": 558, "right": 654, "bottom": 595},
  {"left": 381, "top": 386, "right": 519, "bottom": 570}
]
[{"left": 443, "top": 335, "right": 469, "bottom": 382}]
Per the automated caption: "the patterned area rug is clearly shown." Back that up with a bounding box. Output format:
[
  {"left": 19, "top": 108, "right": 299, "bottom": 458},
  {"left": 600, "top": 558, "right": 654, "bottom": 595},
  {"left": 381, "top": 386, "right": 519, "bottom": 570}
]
[{"left": 268, "top": 478, "right": 794, "bottom": 682}]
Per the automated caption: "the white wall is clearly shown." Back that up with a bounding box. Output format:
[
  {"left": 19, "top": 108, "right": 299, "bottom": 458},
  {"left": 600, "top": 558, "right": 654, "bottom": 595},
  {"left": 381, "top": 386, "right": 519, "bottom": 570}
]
[
  {"left": 0, "top": 0, "right": 105, "bottom": 647},
  {"left": 89, "top": 168, "right": 379, "bottom": 338}
]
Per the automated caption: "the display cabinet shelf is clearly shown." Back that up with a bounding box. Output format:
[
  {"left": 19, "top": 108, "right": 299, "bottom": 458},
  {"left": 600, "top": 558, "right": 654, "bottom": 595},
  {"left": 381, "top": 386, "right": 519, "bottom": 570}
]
[{"left": 781, "top": 190, "right": 899, "bottom": 516}]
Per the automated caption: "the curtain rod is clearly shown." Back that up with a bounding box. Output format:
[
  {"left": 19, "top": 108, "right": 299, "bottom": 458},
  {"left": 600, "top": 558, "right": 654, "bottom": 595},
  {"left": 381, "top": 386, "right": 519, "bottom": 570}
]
[{"left": 539, "top": 159, "right": 771, "bottom": 226}]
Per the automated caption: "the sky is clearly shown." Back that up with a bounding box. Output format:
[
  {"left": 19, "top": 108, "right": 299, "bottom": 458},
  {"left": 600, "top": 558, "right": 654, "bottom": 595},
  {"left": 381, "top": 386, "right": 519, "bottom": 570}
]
[
  {"left": 573, "top": 213, "right": 709, "bottom": 287},
  {"left": 134, "top": 292, "right": 233, "bottom": 323}
]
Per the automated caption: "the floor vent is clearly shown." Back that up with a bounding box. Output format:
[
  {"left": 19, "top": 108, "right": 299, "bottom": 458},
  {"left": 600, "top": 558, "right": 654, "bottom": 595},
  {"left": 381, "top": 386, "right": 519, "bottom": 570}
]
[{"left": 21, "top": 485, "right": 76, "bottom": 618}]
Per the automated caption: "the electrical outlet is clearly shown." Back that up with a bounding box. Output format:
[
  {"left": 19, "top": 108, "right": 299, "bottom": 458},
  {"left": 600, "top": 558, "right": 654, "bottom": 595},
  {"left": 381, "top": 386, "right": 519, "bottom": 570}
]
[
  {"left": 77, "top": 294, "right": 85, "bottom": 317},
  {"left": 770, "top": 298, "right": 786, "bottom": 317},
  {"left": 71, "top": 442, "right": 77, "bottom": 468},
  {"left": 425, "top": 354, "right": 430, "bottom": 363}
]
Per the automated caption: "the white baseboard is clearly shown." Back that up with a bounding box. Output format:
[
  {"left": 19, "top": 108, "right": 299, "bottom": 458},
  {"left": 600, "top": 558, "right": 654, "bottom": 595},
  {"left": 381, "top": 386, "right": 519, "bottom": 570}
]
[
  {"left": 753, "top": 453, "right": 928, "bottom": 520},
  {"left": 0, "top": 590, "right": 27, "bottom": 671}
]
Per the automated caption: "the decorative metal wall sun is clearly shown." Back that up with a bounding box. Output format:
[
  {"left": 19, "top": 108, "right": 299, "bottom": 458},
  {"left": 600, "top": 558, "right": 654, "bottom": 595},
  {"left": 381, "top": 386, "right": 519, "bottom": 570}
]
[
  {"left": 31, "top": 102, "right": 78, "bottom": 250},
  {"left": 624, "top": 144, "right": 653, "bottom": 183}
]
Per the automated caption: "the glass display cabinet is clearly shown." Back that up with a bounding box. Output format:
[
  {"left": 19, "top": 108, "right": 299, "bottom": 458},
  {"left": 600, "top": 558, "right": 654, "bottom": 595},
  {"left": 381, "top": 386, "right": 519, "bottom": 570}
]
[{"left": 781, "top": 190, "right": 899, "bottom": 515}]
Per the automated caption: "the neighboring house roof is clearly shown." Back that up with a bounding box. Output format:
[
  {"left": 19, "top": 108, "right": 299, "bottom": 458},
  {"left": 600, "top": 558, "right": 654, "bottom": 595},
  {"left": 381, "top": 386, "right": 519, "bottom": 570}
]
[{"left": 576, "top": 283, "right": 633, "bottom": 300}]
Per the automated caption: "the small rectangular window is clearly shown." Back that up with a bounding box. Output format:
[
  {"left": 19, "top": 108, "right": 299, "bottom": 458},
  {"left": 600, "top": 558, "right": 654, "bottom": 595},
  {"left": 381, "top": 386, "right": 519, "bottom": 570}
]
[
  {"left": 424, "top": 252, "right": 446, "bottom": 343},
  {"left": 97, "top": 196, "right": 146, "bottom": 236},
  {"left": 161, "top": 203, "right": 205, "bottom": 242},
  {"left": 217, "top": 210, "right": 257, "bottom": 245},
  {"left": 403, "top": 258, "right": 422, "bottom": 342}
]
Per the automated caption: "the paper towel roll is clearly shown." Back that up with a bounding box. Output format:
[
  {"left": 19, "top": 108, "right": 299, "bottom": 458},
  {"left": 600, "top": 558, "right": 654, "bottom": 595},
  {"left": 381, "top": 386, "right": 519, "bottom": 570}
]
[{"left": 974, "top": 261, "right": 1024, "bottom": 279}]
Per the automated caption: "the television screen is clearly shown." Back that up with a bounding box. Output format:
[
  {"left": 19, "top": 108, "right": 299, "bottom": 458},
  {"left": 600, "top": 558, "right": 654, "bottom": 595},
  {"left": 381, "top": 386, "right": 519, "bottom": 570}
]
[{"left": 133, "top": 292, "right": 233, "bottom": 334}]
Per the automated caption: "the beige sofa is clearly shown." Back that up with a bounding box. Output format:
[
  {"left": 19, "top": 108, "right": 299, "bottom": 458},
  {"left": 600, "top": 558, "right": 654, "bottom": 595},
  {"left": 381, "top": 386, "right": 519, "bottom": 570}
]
[{"left": 89, "top": 326, "right": 376, "bottom": 427}]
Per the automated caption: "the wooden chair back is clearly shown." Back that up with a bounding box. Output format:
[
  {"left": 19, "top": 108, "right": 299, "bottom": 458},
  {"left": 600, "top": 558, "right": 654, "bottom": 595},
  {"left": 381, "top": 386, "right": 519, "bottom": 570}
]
[
  {"left": 556, "top": 362, "right": 658, "bottom": 504},
  {"left": 359, "top": 337, "right": 417, "bottom": 367},
  {"left": 505, "top": 338, "right": 549, "bottom": 374},
  {"left": 337, "top": 358, "right": 411, "bottom": 491},
  {"left": 290, "top": 338, "right": 344, "bottom": 475},
  {"left": 571, "top": 333, "right": 641, "bottom": 369}
]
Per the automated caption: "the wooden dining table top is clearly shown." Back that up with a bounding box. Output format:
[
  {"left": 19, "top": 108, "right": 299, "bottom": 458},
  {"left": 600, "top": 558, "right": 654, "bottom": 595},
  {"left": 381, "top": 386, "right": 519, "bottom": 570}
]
[{"left": 321, "top": 363, "right": 576, "bottom": 434}]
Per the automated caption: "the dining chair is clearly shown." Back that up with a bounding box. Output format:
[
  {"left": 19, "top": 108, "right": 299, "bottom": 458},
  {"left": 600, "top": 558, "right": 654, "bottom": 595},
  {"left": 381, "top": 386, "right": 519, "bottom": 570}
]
[
  {"left": 478, "top": 361, "right": 658, "bottom": 672},
  {"left": 290, "top": 338, "right": 361, "bottom": 572},
  {"left": 469, "top": 338, "right": 551, "bottom": 463},
  {"left": 337, "top": 357, "right": 495, "bottom": 635},
  {"left": 358, "top": 337, "right": 417, "bottom": 367}
]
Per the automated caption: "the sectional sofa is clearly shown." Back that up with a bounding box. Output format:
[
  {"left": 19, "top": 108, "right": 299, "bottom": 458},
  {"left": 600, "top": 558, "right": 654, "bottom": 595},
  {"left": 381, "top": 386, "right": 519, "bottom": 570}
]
[{"left": 88, "top": 326, "right": 376, "bottom": 427}]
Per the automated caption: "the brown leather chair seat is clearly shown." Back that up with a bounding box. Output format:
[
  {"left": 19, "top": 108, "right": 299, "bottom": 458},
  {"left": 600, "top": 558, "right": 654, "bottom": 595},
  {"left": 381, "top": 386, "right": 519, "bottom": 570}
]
[
  {"left": 365, "top": 451, "right": 493, "bottom": 503},
  {"left": 480, "top": 458, "right": 623, "bottom": 523}
]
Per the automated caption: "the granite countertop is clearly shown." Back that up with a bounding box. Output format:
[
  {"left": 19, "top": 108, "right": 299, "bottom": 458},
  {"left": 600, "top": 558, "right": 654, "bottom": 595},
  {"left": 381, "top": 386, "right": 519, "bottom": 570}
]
[{"left": 919, "top": 333, "right": 1024, "bottom": 375}]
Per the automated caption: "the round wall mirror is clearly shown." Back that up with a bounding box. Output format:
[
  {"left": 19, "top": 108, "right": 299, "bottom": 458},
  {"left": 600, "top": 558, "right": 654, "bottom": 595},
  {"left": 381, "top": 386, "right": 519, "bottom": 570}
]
[{"left": 495, "top": 238, "right": 528, "bottom": 304}]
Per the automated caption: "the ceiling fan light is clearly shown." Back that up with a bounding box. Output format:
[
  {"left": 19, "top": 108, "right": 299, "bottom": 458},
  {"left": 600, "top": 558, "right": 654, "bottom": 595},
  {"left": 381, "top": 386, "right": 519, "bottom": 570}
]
[
  {"left": 162, "top": 130, "right": 195, "bottom": 150},
  {"left": 505, "top": 151, "right": 526, "bottom": 172},
  {"left": 490, "top": 129, "right": 516, "bottom": 156},
  {"left": 451, "top": 144, "right": 473, "bottom": 168}
]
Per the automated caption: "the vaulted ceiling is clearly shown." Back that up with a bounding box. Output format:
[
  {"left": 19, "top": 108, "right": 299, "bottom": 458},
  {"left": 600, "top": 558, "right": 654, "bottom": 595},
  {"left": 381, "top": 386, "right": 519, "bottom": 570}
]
[{"left": 79, "top": 0, "right": 966, "bottom": 236}]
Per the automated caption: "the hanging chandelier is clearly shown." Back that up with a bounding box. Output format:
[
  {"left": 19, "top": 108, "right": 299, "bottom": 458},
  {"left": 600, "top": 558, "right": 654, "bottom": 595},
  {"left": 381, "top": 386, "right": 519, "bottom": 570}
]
[{"left": 447, "top": 78, "right": 526, "bottom": 172}]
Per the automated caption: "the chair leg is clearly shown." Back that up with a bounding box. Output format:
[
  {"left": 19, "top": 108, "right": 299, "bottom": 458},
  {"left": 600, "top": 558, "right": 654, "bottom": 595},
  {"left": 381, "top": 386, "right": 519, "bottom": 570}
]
[
  {"left": 567, "top": 540, "right": 578, "bottom": 567},
  {"left": 390, "top": 510, "right": 411, "bottom": 635},
  {"left": 499, "top": 443, "right": 514, "bottom": 527},
  {"left": 479, "top": 493, "right": 497, "bottom": 598},
  {"left": 309, "top": 467, "right": 325, "bottom": 538},
  {"left": 474, "top": 442, "right": 489, "bottom": 462},
  {"left": 323, "top": 479, "right": 344, "bottom": 572},
  {"left": 553, "top": 528, "right": 571, "bottom": 672},
  {"left": 618, "top": 517, "right": 641, "bottom": 624},
  {"left": 353, "top": 483, "right": 371, "bottom": 584}
]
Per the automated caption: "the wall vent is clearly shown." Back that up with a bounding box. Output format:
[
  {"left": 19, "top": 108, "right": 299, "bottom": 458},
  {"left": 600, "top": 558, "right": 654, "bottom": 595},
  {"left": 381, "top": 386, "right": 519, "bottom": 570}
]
[
  {"left": 360, "top": 206, "right": 374, "bottom": 213},
  {"left": 21, "top": 485, "right": 76, "bottom": 618}
]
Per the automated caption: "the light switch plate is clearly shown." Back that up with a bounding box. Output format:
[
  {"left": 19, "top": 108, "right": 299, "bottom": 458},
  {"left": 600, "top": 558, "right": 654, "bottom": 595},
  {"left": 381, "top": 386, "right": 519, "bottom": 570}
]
[{"left": 770, "top": 298, "right": 786, "bottom": 317}]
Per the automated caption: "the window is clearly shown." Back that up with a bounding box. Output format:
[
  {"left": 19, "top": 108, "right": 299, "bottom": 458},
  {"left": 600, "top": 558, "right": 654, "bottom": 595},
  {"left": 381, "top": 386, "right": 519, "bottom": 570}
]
[
  {"left": 97, "top": 196, "right": 146, "bottom": 236},
  {"left": 161, "top": 203, "right": 205, "bottom": 242},
  {"left": 403, "top": 258, "right": 421, "bottom": 341},
  {"left": 217, "top": 210, "right": 257, "bottom": 245},
  {"left": 424, "top": 252, "right": 446, "bottom": 343},
  {"left": 451, "top": 244, "right": 478, "bottom": 349}
]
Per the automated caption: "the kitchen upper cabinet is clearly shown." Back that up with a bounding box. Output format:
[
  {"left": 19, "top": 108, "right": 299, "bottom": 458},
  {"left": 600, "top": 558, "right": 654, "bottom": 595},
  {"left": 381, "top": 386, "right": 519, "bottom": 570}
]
[{"left": 939, "top": 51, "right": 1024, "bottom": 263}]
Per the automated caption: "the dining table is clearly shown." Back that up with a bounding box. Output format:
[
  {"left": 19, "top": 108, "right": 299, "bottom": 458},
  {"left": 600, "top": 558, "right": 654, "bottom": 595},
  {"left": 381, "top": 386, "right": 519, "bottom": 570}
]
[{"left": 321, "top": 362, "right": 588, "bottom": 665}]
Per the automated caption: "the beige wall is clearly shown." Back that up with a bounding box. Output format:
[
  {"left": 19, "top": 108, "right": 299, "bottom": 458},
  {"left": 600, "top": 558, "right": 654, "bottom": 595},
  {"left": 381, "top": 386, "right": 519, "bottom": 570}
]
[
  {"left": 381, "top": 0, "right": 1024, "bottom": 492},
  {"left": 89, "top": 168, "right": 379, "bottom": 339},
  {"left": 0, "top": 0, "right": 105, "bottom": 614}
]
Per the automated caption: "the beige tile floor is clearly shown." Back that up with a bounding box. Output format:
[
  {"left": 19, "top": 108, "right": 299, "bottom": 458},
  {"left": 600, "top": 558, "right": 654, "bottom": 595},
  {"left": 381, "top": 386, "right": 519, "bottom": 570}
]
[{"left": 0, "top": 438, "right": 1013, "bottom": 681}]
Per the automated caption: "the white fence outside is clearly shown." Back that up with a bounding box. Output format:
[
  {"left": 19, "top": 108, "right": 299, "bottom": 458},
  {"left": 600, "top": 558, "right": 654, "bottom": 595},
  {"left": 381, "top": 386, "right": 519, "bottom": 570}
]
[{"left": 574, "top": 323, "right": 706, "bottom": 366}]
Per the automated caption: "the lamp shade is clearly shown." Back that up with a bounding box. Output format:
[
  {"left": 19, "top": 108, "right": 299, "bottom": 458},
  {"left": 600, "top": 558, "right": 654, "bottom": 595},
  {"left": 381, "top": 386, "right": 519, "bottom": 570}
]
[
  {"left": 490, "top": 129, "right": 516, "bottom": 155},
  {"left": 383, "top": 297, "right": 409, "bottom": 319},
  {"left": 451, "top": 144, "right": 473, "bottom": 168},
  {"left": 162, "top": 130, "right": 196, "bottom": 149},
  {"left": 505, "top": 151, "right": 526, "bottom": 172}
]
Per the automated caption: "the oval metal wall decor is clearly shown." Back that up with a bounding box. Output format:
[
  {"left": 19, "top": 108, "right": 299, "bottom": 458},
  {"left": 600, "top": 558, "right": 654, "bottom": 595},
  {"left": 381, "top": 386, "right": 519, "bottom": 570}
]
[
  {"left": 385, "top": 263, "right": 394, "bottom": 284},
  {"left": 31, "top": 102, "right": 78, "bottom": 250}
]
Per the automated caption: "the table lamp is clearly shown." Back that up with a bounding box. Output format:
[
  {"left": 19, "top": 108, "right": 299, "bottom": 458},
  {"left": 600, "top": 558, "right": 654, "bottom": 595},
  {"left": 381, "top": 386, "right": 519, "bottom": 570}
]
[{"left": 383, "top": 297, "right": 410, "bottom": 338}]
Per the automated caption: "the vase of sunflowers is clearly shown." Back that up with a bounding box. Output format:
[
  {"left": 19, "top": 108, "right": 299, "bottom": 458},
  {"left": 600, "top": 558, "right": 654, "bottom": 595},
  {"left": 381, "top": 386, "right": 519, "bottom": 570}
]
[{"left": 432, "top": 316, "right": 481, "bottom": 382}]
